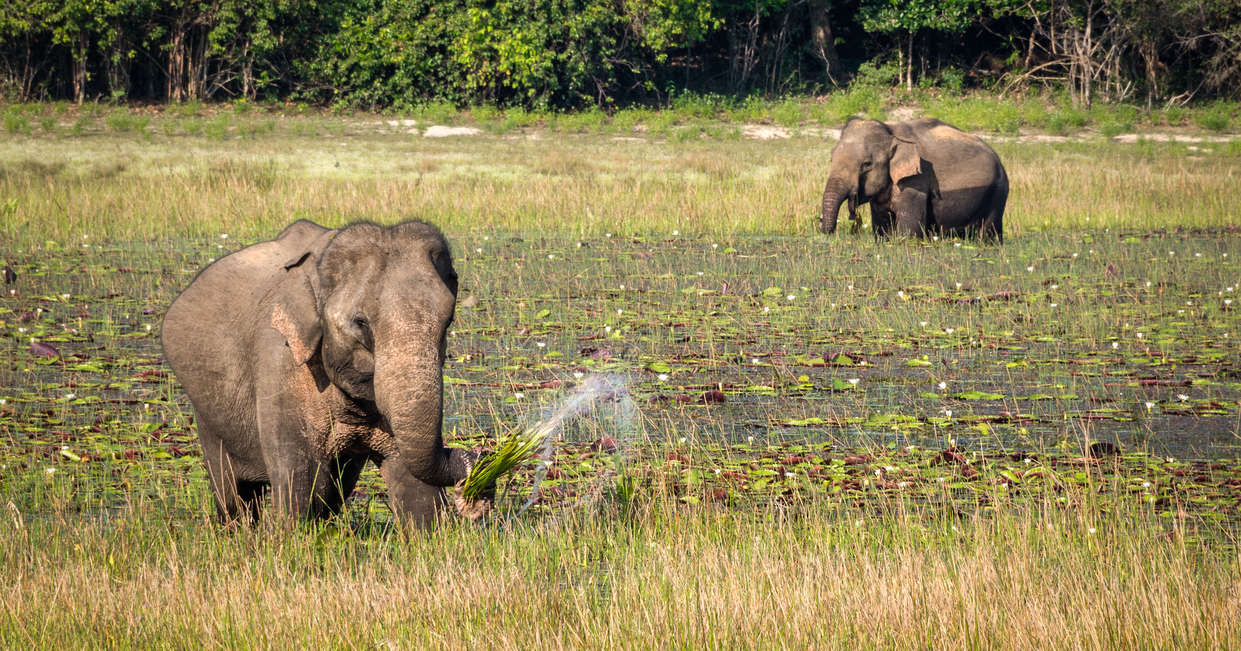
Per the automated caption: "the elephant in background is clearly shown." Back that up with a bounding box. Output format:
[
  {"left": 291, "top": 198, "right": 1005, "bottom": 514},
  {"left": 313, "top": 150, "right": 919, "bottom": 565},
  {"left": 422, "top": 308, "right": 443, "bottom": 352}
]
[
  {"left": 820, "top": 118, "right": 1008, "bottom": 242},
  {"left": 162, "top": 219, "right": 490, "bottom": 527}
]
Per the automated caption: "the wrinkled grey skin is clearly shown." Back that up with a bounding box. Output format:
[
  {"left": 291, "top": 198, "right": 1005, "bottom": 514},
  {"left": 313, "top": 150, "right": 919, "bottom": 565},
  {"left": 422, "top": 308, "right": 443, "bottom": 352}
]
[
  {"left": 162, "top": 219, "right": 488, "bottom": 527},
  {"left": 820, "top": 118, "right": 1008, "bottom": 242}
]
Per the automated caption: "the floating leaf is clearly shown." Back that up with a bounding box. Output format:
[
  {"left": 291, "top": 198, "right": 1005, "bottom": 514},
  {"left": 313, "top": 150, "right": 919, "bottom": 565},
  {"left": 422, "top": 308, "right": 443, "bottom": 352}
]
[
  {"left": 646, "top": 360, "right": 672, "bottom": 374},
  {"left": 952, "top": 390, "right": 1005, "bottom": 400},
  {"left": 761, "top": 286, "right": 783, "bottom": 297}
]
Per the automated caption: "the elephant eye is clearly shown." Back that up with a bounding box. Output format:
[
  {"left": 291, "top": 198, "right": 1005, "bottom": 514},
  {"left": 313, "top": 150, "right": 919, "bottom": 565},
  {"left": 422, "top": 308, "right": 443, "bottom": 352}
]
[
  {"left": 352, "top": 316, "right": 373, "bottom": 348},
  {"left": 860, "top": 160, "right": 873, "bottom": 170}
]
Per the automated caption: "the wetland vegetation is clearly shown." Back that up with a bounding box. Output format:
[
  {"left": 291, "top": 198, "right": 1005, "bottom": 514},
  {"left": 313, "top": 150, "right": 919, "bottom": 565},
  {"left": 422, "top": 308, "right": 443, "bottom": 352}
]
[{"left": 1, "top": 103, "right": 1239, "bottom": 647}]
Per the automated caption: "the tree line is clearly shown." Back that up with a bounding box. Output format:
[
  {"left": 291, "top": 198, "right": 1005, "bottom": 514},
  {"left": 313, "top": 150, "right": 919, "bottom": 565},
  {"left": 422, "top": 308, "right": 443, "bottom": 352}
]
[{"left": 2, "top": 0, "right": 1237, "bottom": 109}]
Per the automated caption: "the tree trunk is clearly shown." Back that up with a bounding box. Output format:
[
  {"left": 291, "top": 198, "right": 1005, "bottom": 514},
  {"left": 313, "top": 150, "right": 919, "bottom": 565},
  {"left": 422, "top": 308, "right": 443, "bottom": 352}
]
[
  {"left": 71, "top": 31, "right": 88, "bottom": 104},
  {"left": 906, "top": 32, "right": 914, "bottom": 91},
  {"left": 168, "top": 24, "right": 185, "bottom": 102},
  {"left": 808, "top": 0, "right": 841, "bottom": 86}
]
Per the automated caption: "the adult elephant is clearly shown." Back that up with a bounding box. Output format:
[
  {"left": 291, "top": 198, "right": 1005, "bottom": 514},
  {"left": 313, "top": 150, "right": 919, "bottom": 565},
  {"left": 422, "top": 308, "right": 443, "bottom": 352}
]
[
  {"left": 162, "top": 219, "right": 490, "bottom": 527},
  {"left": 819, "top": 118, "right": 1008, "bottom": 242}
]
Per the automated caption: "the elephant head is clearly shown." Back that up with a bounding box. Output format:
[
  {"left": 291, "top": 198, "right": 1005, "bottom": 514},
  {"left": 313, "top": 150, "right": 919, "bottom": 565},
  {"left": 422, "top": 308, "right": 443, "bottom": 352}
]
[
  {"left": 275, "top": 221, "right": 471, "bottom": 489},
  {"left": 820, "top": 119, "right": 922, "bottom": 234}
]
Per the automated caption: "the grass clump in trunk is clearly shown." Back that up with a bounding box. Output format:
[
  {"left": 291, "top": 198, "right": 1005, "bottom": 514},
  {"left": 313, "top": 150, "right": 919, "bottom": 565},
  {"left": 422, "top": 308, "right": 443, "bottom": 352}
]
[{"left": 460, "top": 422, "right": 554, "bottom": 500}]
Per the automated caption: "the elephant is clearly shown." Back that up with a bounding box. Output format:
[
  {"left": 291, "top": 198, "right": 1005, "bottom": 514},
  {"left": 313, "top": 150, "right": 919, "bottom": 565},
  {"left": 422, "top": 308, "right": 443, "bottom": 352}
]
[
  {"left": 161, "top": 219, "right": 491, "bottom": 527},
  {"left": 819, "top": 118, "right": 1008, "bottom": 242}
]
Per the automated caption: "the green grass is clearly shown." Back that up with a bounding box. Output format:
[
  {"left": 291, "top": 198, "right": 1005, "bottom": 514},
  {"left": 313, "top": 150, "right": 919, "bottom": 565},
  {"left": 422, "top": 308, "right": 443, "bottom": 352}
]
[
  {"left": 0, "top": 104, "right": 1238, "bottom": 246},
  {"left": 1, "top": 101, "right": 1240, "bottom": 647},
  {"left": 0, "top": 488, "right": 1237, "bottom": 647}
]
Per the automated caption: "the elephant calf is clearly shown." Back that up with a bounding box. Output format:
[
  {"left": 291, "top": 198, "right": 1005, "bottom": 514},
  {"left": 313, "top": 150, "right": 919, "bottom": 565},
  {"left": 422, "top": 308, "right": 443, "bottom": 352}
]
[
  {"left": 162, "top": 219, "right": 489, "bottom": 526},
  {"left": 820, "top": 118, "right": 1008, "bottom": 242}
]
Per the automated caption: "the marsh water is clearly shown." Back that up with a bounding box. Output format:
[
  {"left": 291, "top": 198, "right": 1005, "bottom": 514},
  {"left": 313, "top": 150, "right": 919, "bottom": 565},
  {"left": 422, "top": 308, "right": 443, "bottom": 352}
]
[{"left": 1, "top": 230, "right": 1239, "bottom": 512}]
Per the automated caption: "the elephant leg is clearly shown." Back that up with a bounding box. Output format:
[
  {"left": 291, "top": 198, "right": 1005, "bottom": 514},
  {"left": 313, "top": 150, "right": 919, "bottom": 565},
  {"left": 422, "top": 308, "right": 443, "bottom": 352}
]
[
  {"left": 892, "top": 188, "right": 928, "bottom": 238},
  {"left": 871, "top": 206, "right": 893, "bottom": 239},
  {"left": 379, "top": 460, "right": 448, "bottom": 529},
  {"left": 980, "top": 206, "right": 1004, "bottom": 243},
  {"left": 266, "top": 456, "right": 360, "bottom": 521},
  {"left": 318, "top": 454, "right": 369, "bottom": 516},
  {"left": 198, "top": 424, "right": 264, "bottom": 523}
]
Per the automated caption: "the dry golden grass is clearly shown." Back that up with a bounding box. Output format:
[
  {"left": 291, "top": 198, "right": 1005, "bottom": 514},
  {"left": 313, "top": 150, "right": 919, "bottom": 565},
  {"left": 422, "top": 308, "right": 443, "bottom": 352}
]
[
  {"left": 2, "top": 128, "right": 1237, "bottom": 246},
  {"left": 2, "top": 498, "right": 1237, "bottom": 648}
]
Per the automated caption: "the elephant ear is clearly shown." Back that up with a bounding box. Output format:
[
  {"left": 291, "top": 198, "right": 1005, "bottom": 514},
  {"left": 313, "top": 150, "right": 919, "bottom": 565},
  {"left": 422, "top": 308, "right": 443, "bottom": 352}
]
[
  {"left": 889, "top": 137, "right": 922, "bottom": 185},
  {"left": 270, "top": 229, "right": 334, "bottom": 365}
]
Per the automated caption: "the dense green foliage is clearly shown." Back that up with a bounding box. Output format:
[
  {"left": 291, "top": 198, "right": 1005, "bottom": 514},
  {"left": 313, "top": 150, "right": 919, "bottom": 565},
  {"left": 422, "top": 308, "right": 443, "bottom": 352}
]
[{"left": 2, "top": 0, "right": 1239, "bottom": 108}]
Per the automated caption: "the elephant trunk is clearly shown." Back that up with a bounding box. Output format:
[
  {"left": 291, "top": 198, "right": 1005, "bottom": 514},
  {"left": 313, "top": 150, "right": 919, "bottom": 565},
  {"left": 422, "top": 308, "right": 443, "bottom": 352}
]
[
  {"left": 374, "top": 340, "right": 471, "bottom": 488},
  {"left": 820, "top": 177, "right": 853, "bottom": 234}
]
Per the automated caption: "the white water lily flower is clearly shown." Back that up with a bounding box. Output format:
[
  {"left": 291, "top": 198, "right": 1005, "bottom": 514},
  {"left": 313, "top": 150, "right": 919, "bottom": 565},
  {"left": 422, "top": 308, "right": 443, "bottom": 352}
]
[
  {"left": 938, "top": 382, "right": 947, "bottom": 390},
  {"left": 64, "top": 393, "right": 75, "bottom": 400},
  {"left": 535, "top": 342, "right": 545, "bottom": 348},
  {"left": 786, "top": 294, "right": 795, "bottom": 301},
  {"left": 847, "top": 378, "right": 860, "bottom": 385},
  {"left": 657, "top": 373, "right": 669, "bottom": 381},
  {"left": 45, "top": 467, "right": 55, "bottom": 475},
  {"left": 573, "top": 371, "right": 584, "bottom": 379},
  {"left": 751, "top": 358, "right": 760, "bottom": 365},
  {"left": 1026, "top": 266, "right": 1034, "bottom": 272},
  {"left": 1145, "top": 402, "right": 1155, "bottom": 410},
  {"left": 679, "top": 437, "right": 687, "bottom": 443},
  {"left": 513, "top": 392, "right": 524, "bottom": 399},
  {"left": 221, "top": 233, "right": 229, "bottom": 239},
  {"left": 1177, "top": 394, "right": 1189, "bottom": 401},
  {"left": 616, "top": 309, "right": 622, "bottom": 315},
  {"left": 1111, "top": 342, "right": 1119, "bottom": 349},
  {"left": 920, "top": 321, "right": 929, "bottom": 327}
]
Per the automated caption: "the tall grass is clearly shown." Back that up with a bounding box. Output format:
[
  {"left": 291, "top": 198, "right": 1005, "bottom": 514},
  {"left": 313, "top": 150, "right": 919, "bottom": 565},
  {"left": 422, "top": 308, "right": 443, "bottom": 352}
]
[
  {"left": 1, "top": 122, "right": 1238, "bottom": 247},
  {"left": 1, "top": 487, "right": 1236, "bottom": 648}
]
